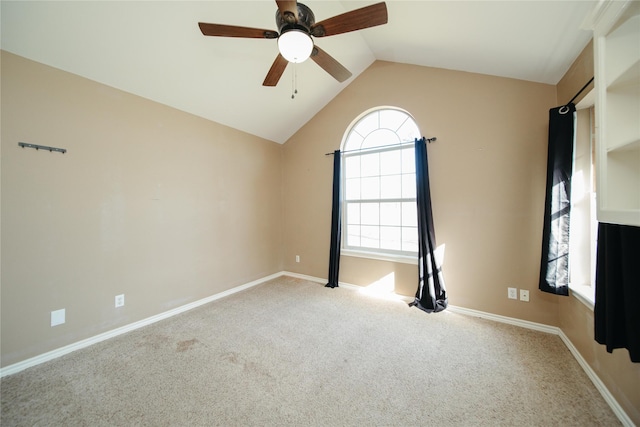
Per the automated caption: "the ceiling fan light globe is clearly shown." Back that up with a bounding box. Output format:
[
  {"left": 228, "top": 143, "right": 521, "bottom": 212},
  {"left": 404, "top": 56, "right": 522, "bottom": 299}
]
[{"left": 278, "top": 30, "right": 313, "bottom": 63}]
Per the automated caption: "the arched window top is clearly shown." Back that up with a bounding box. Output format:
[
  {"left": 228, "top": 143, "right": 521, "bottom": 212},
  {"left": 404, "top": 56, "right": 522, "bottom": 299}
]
[
  {"left": 343, "top": 107, "right": 421, "bottom": 152},
  {"left": 340, "top": 107, "right": 421, "bottom": 259}
]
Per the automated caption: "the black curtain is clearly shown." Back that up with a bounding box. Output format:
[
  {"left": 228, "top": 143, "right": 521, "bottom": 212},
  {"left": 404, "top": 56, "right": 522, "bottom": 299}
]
[
  {"left": 411, "top": 138, "right": 447, "bottom": 313},
  {"left": 326, "top": 150, "right": 341, "bottom": 288},
  {"left": 594, "top": 222, "right": 640, "bottom": 363},
  {"left": 539, "top": 103, "right": 576, "bottom": 296}
]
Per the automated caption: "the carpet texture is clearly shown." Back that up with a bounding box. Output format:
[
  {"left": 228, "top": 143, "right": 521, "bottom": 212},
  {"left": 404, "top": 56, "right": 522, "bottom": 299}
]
[{"left": 1, "top": 276, "right": 620, "bottom": 426}]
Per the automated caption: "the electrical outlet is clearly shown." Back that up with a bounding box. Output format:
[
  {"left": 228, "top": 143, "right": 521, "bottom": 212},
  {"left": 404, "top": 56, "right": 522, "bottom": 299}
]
[
  {"left": 520, "top": 289, "right": 530, "bottom": 302},
  {"left": 115, "top": 294, "right": 125, "bottom": 308},
  {"left": 508, "top": 287, "right": 517, "bottom": 300},
  {"left": 51, "top": 309, "right": 65, "bottom": 327},
  {"left": 295, "top": 255, "right": 300, "bottom": 263}
]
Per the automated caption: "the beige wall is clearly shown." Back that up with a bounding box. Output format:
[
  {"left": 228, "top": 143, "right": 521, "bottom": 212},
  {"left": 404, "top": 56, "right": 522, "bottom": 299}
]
[
  {"left": 1, "top": 51, "right": 283, "bottom": 367},
  {"left": 283, "top": 60, "right": 559, "bottom": 326},
  {"left": 556, "top": 40, "right": 594, "bottom": 106}
]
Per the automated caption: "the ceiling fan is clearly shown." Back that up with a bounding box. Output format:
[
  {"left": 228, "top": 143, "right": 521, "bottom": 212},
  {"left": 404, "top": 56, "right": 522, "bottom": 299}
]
[{"left": 198, "top": 1, "right": 388, "bottom": 87}]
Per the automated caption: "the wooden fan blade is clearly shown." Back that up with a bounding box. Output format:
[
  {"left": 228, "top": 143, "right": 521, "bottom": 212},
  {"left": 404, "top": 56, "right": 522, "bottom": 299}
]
[
  {"left": 310, "top": 46, "right": 352, "bottom": 83},
  {"left": 311, "top": 2, "right": 387, "bottom": 37},
  {"left": 199, "top": 22, "right": 278, "bottom": 39},
  {"left": 276, "top": 1, "right": 298, "bottom": 23},
  {"left": 263, "top": 54, "right": 289, "bottom": 86}
]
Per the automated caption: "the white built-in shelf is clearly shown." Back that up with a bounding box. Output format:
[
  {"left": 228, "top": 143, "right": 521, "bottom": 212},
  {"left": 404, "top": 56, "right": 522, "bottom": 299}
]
[
  {"left": 604, "top": 15, "right": 640, "bottom": 86},
  {"left": 608, "top": 59, "right": 640, "bottom": 90},
  {"left": 587, "top": 0, "right": 640, "bottom": 227}
]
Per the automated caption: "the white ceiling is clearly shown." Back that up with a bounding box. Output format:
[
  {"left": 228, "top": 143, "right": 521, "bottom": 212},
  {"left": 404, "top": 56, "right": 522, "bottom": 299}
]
[{"left": 1, "top": 1, "right": 596, "bottom": 144}]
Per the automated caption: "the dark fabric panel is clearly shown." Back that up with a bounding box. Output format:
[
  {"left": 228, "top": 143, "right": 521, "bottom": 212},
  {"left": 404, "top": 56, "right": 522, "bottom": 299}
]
[
  {"left": 326, "top": 150, "right": 341, "bottom": 288},
  {"left": 412, "top": 138, "right": 447, "bottom": 313},
  {"left": 539, "top": 103, "right": 576, "bottom": 296},
  {"left": 594, "top": 222, "right": 640, "bottom": 363}
]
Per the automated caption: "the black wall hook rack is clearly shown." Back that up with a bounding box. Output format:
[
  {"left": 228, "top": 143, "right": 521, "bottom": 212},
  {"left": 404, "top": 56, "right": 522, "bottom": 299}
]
[{"left": 19, "top": 142, "right": 67, "bottom": 154}]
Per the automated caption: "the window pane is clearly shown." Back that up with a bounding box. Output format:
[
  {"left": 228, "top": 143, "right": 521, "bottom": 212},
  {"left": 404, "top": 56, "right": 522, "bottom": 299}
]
[
  {"left": 345, "top": 156, "right": 360, "bottom": 178},
  {"left": 347, "top": 203, "right": 360, "bottom": 225},
  {"left": 362, "top": 128, "right": 399, "bottom": 149},
  {"left": 397, "top": 119, "right": 421, "bottom": 142},
  {"left": 380, "top": 150, "right": 401, "bottom": 175},
  {"left": 380, "top": 175, "right": 401, "bottom": 199},
  {"left": 402, "top": 148, "right": 415, "bottom": 173},
  {"left": 345, "top": 133, "right": 364, "bottom": 151},
  {"left": 380, "top": 202, "right": 401, "bottom": 226},
  {"left": 361, "top": 226, "right": 380, "bottom": 248},
  {"left": 381, "top": 226, "right": 401, "bottom": 250},
  {"left": 361, "top": 177, "right": 380, "bottom": 199},
  {"left": 353, "top": 112, "right": 379, "bottom": 139},
  {"left": 347, "top": 224, "right": 361, "bottom": 247},
  {"left": 380, "top": 109, "right": 409, "bottom": 132},
  {"left": 361, "top": 203, "right": 379, "bottom": 225},
  {"left": 360, "top": 153, "right": 379, "bottom": 177},
  {"left": 402, "top": 227, "right": 418, "bottom": 252},
  {"left": 346, "top": 178, "right": 361, "bottom": 199},
  {"left": 402, "top": 202, "right": 417, "bottom": 227},
  {"left": 401, "top": 174, "right": 416, "bottom": 198}
]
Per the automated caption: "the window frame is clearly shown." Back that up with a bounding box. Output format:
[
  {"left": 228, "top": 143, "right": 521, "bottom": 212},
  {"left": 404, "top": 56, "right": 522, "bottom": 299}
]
[
  {"left": 340, "top": 107, "right": 421, "bottom": 264},
  {"left": 568, "top": 105, "right": 597, "bottom": 309}
]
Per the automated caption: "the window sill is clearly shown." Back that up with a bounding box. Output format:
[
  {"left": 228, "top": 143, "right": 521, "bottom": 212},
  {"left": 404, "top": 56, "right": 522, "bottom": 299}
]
[
  {"left": 569, "top": 283, "right": 595, "bottom": 311},
  {"left": 341, "top": 249, "right": 418, "bottom": 265}
]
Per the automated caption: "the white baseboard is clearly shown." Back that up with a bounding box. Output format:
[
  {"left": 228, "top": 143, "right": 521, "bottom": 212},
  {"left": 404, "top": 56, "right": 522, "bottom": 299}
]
[
  {"left": 446, "top": 305, "right": 560, "bottom": 335},
  {"left": 282, "top": 271, "right": 328, "bottom": 285},
  {"left": 1, "top": 270, "right": 632, "bottom": 426},
  {"left": 556, "top": 330, "right": 634, "bottom": 427},
  {"left": 0, "top": 272, "right": 283, "bottom": 378}
]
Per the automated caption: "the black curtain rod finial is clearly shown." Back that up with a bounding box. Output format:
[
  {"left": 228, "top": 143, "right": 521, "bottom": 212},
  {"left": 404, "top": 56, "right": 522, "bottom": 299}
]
[{"left": 418, "top": 136, "right": 437, "bottom": 143}]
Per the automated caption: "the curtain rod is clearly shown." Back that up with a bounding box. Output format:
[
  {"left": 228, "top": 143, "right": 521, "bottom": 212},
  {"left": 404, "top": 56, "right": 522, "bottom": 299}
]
[
  {"left": 325, "top": 136, "right": 437, "bottom": 156},
  {"left": 566, "top": 77, "right": 594, "bottom": 106}
]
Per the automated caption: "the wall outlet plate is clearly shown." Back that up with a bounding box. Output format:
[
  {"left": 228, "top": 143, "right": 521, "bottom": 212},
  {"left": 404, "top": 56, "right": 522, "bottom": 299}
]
[
  {"left": 520, "top": 289, "right": 530, "bottom": 302},
  {"left": 115, "top": 294, "right": 125, "bottom": 308},
  {"left": 508, "top": 287, "right": 518, "bottom": 300},
  {"left": 51, "top": 309, "right": 65, "bottom": 327}
]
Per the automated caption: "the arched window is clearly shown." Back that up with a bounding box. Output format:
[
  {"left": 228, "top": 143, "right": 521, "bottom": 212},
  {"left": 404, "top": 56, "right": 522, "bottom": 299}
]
[{"left": 342, "top": 107, "right": 421, "bottom": 258}]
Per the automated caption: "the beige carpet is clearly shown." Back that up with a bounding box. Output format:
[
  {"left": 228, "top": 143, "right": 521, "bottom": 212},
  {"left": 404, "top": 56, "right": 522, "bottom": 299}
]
[{"left": 1, "top": 276, "right": 619, "bottom": 426}]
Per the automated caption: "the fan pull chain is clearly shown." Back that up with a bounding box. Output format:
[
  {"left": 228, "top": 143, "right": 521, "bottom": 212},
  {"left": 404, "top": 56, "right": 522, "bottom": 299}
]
[{"left": 291, "top": 64, "right": 298, "bottom": 99}]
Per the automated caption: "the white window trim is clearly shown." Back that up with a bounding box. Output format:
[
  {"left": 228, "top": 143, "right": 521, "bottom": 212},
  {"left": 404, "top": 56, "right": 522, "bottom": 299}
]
[
  {"left": 569, "top": 283, "right": 595, "bottom": 310},
  {"left": 341, "top": 248, "right": 418, "bottom": 265},
  {"left": 568, "top": 102, "right": 597, "bottom": 311}
]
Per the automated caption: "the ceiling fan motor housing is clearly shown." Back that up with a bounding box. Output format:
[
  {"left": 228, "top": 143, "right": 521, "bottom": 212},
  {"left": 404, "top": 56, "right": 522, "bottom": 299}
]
[
  {"left": 199, "top": 1, "right": 387, "bottom": 85},
  {"left": 276, "top": 2, "right": 315, "bottom": 35}
]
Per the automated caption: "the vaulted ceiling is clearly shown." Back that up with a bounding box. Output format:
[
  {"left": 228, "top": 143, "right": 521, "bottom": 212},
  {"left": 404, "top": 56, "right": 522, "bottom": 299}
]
[{"left": 1, "top": 1, "right": 596, "bottom": 144}]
